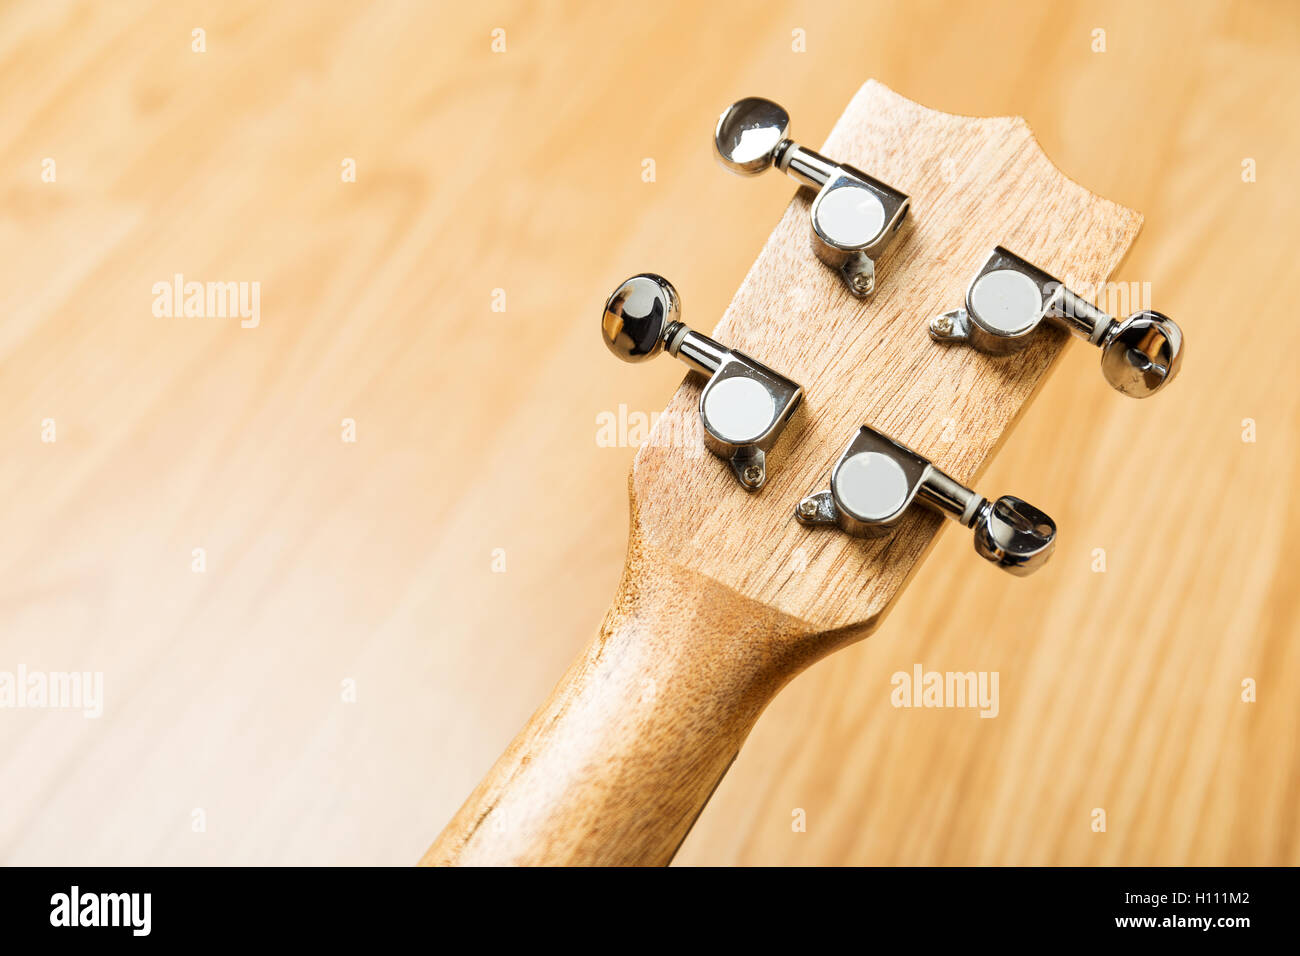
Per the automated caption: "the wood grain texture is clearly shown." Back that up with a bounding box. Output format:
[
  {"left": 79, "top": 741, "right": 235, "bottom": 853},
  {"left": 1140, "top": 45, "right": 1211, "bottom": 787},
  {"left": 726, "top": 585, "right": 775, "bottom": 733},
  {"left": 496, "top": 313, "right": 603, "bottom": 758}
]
[
  {"left": 426, "top": 82, "right": 1142, "bottom": 864},
  {"left": 1, "top": 0, "right": 1297, "bottom": 866}
]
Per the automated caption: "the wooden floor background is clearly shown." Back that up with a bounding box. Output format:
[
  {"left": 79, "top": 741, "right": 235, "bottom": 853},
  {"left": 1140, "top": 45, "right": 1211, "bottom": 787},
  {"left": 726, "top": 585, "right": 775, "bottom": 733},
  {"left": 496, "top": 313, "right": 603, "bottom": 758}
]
[{"left": 1, "top": 0, "right": 1297, "bottom": 865}]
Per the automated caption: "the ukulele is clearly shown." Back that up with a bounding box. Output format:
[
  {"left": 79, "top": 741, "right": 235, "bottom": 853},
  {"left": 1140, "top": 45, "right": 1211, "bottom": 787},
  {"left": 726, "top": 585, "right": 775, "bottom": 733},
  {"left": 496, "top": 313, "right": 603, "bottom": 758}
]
[{"left": 421, "top": 80, "right": 1175, "bottom": 866}]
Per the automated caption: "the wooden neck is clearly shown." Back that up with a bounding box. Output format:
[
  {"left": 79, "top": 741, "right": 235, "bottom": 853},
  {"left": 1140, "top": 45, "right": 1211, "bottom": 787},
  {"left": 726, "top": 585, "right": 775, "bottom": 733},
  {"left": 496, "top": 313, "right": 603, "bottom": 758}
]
[{"left": 422, "top": 538, "right": 828, "bottom": 866}]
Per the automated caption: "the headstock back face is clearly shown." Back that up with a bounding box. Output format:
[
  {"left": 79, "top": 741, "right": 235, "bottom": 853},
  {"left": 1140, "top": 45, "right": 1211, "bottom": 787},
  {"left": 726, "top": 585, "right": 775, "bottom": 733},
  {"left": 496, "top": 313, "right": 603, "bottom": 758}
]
[{"left": 630, "top": 81, "right": 1142, "bottom": 636}]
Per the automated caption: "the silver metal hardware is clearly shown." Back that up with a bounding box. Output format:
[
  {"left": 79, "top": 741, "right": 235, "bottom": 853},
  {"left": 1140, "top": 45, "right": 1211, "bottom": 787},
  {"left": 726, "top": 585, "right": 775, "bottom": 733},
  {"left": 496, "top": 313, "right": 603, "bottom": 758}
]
[
  {"left": 602, "top": 274, "right": 803, "bottom": 491},
  {"left": 714, "top": 97, "right": 910, "bottom": 298},
  {"left": 930, "top": 246, "right": 1184, "bottom": 398},
  {"left": 795, "top": 425, "right": 1056, "bottom": 575}
]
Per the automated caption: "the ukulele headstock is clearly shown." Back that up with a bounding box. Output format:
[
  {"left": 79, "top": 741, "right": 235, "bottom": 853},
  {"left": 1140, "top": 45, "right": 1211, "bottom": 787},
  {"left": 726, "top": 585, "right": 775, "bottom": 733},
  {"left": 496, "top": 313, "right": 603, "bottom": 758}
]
[{"left": 624, "top": 81, "right": 1143, "bottom": 639}]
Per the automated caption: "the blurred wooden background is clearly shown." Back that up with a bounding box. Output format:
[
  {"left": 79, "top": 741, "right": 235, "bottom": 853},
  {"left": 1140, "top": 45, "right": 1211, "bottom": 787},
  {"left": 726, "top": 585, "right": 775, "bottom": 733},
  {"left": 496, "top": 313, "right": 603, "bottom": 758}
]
[{"left": 1, "top": 0, "right": 1296, "bottom": 865}]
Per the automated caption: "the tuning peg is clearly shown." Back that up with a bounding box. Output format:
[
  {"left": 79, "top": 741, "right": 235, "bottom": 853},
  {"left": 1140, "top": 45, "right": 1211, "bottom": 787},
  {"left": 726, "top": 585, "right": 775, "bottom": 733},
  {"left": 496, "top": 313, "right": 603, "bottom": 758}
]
[
  {"left": 929, "top": 246, "right": 1184, "bottom": 398},
  {"left": 602, "top": 274, "right": 803, "bottom": 491},
  {"left": 795, "top": 425, "right": 1056, "bottom": 575},
  {"left": 714, "top": 97, "right": 910, "bottom": 299}
]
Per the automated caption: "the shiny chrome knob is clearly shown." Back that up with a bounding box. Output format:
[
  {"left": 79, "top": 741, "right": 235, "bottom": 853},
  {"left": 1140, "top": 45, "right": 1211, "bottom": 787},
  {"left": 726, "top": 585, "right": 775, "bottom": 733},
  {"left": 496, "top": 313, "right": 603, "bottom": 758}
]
[
  {"left": 714, "top": 97, "right": 791, "bottom": 176},
  {"left": 972, "top": 496, "right": 1057, "bottom": 576},
  {"left": 600, "top": 274, "right": 802, "bottom": 491},
  {"left": 1100, "top": 310, "right": 1183, "bottom": 398},
  {"left": 601, "top": 274, "right": 680, "bottom": 363}
]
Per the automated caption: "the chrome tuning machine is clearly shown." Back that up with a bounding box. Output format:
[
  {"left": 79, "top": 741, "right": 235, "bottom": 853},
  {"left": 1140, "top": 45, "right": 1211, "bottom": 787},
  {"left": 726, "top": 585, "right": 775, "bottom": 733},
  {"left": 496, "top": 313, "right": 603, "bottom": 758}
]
[
  {"left": 930, "top": 246, "right": 1184, "bottom": 398},
  {"left": 602, "top": 274, "right": 803, "bottom": 491},
  {"left": 795, "top": 425, "right": 1056, "bottom": 575},
  {"left": 714, "top": 97, "right": 910, "bottom": 299}
]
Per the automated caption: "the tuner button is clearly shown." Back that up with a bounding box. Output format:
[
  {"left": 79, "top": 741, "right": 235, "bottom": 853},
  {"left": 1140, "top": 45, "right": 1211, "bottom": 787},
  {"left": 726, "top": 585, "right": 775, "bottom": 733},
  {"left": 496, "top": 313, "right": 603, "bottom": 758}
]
[
  {"left": 700, "top": 376, "right": 777, "bottom": 445},
  {"left": 832, "top": 450, "right": 911, "bottom": 524},
  {"left": 601, "top": 274, "right": 680, "bottom": 363},
  {"left": 811, "top": 179, "right": 888, "bottom": 248},
  {"left": 1100, "top": 310, "right": 1184, "bottom": 398},
  {"left": 973, "top": 496, "right": 1056, "bottom": 576},
  {"left": 714, "top": 97, "right": 790, "bottom": 176}
]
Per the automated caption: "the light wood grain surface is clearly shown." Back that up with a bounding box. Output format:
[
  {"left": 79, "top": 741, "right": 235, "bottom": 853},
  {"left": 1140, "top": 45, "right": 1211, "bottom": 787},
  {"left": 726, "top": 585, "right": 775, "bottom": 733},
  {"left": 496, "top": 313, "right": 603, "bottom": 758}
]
[{"left": 1, "top": 0, "right": 1297, "bottom": 865}]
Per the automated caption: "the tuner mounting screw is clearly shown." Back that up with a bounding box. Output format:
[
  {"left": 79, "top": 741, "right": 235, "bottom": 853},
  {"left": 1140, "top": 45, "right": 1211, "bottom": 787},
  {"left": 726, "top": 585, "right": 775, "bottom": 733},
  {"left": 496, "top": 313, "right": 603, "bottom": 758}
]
[
  {"left": 742, "top": 464, "right": 764, "bottom": 486},
  {"left": 931, "top": 314, "right": 953, "bottom": 336},
  {"left": 797, "top": 498, "right": 818, "bottom": 518}
]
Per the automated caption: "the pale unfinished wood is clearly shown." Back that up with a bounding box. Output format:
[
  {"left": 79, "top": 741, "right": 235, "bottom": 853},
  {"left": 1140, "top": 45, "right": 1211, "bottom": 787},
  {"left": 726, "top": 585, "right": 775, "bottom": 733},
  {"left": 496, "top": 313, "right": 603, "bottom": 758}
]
[{"left": 424, "top": 81, "right": 1142, "bottom": 865}]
